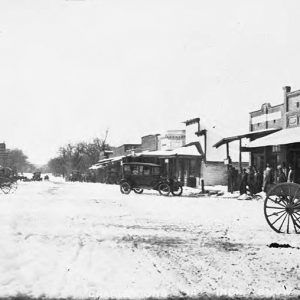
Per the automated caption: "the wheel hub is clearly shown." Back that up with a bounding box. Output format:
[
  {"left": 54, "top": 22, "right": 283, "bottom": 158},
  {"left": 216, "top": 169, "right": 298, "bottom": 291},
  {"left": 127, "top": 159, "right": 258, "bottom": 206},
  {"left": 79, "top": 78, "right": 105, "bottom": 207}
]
[{"left": 285, "top": 204, "right": 294, "bottom": 215}]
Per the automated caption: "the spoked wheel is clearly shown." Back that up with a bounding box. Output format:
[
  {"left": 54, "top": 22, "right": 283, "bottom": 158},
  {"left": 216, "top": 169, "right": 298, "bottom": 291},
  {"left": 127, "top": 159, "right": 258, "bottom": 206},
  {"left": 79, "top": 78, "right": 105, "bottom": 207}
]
[
  {"left": 133, "top": 188, "right": 143, "bottom": 194},
  {"left": 264, "top": 183, "right": 300, "bottom": 234},
  {"left": 9, "top": 181, "right": 18, "bottom": 193},
  {"left": 120, "top": 182, "right": 131, "bottom": 194},
  {"left": 158, "top": 182, "right": 170, "bottom": 196},
  {"left": 1, "top": 184, "right": 11, "bottom": 194},
  {"left": 171, "top": 184, "right": 183, "bottom": 196}
]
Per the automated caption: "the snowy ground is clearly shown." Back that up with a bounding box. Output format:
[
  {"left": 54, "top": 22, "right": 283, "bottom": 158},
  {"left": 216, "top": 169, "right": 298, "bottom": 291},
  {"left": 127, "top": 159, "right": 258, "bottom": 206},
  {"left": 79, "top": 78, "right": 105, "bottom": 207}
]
[{"left": 1, "top": 178, "right": 300, "bottom": 299}]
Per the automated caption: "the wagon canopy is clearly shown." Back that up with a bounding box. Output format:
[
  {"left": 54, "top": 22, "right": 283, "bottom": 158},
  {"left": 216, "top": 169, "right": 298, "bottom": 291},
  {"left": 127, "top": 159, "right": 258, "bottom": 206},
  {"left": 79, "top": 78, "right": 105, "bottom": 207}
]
[{"left": 246, "top": 126, "right": 300, "bottom": 148}]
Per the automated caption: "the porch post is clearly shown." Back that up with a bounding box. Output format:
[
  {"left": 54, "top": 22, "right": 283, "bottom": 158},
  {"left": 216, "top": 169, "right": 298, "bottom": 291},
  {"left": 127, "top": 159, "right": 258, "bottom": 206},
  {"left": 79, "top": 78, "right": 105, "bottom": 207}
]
[
  {"left": 226, "top": 142, "right": 229, "bottom": 161},
  {"left": 239, "top": 138, "right": 242, "bottom": 172}
]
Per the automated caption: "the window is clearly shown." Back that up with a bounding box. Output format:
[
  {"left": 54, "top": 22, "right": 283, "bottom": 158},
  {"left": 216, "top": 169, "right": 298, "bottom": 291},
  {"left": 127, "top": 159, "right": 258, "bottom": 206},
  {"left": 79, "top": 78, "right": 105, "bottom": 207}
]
[
  {"left": 124, "top": 165, "right": 131, "bottom": 175},
  {"left": 143, "top": 166, "right": 150, "bottom": 175},
  {"left": 152, "top": 167, "right": 160, "bottom": 175},
  {"left": 297, "top": 102, "right": 300, "bottom": 108},
  {"left": 131, "top": 165, "right": 139, "bottom": 175}
]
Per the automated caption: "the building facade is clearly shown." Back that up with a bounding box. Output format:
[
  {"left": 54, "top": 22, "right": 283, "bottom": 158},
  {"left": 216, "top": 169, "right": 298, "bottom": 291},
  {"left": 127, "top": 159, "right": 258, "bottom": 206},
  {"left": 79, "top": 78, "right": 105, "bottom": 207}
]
[
  {"left": 113, "top": 144, "right": 141, "bottom": 157},
  {"left": 141, "top": 134, "right": 160, "bottom": 151},
  {"left": 247, "top": 86, "right": 300, "bottom": 182},
  {"left": 159, "top": 130, "right": 186, "bottom": 150}
]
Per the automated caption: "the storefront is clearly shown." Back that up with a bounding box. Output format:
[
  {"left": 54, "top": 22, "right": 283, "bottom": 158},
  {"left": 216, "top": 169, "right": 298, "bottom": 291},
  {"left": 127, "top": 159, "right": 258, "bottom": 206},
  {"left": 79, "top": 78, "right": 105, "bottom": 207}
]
[{"left": 245, "top": 126, "right": 300, "bottom": 183}]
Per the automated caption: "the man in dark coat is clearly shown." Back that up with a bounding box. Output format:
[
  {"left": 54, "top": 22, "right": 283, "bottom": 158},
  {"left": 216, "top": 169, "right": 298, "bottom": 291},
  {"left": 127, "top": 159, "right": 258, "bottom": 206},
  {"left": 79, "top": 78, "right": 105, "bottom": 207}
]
[{"left": 239, "top": 168, "right": 248, "bottom": 195}]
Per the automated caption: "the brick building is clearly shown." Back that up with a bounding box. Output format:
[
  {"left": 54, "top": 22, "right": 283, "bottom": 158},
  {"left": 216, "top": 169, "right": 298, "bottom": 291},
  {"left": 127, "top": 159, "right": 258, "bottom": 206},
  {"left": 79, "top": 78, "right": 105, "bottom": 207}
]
[{"left": 245, "top": 86, "right": 300, "bottom": 182}]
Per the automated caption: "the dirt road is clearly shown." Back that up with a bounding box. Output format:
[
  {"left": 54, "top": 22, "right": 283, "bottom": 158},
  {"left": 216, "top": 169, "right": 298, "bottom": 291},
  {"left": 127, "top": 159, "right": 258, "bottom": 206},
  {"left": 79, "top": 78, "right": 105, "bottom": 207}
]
[{"left": 0, "top": 180, "right": 299, "bottom": 299}]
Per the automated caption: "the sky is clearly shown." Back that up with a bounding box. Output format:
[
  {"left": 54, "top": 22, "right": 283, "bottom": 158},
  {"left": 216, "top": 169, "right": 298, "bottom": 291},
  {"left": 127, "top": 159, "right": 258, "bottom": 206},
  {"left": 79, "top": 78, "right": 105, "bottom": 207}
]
[{"left": 1, "top": 0, "right": 300, "bottom": 165}]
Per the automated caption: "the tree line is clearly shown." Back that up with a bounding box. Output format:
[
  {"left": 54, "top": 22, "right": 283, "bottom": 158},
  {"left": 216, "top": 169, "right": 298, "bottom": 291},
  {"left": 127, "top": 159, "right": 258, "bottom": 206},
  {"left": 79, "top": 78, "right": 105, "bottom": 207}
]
[
  {"left": 2, "top": 149, "right": 36, "bottom": 174},
  {"left": 47, "top": 138, "right": 111, "bottom": 177}
]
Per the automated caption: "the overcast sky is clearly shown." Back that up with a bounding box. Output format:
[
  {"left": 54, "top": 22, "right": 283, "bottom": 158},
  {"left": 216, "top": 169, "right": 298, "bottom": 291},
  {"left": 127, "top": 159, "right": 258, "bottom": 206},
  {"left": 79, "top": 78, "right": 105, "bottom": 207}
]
[{"left": 1, "top": 0, "right": 300, "bottom": 165}]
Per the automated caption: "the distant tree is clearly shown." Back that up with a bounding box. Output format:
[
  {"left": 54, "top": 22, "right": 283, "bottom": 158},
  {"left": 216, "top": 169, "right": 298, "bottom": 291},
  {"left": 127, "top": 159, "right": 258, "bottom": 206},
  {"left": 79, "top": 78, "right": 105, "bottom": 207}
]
[
  {"left": 5, "top": 149, "right": 35, "bottom": 173},
  {"left": 47, "top": 136, "right": 112, "bottom": 177}
]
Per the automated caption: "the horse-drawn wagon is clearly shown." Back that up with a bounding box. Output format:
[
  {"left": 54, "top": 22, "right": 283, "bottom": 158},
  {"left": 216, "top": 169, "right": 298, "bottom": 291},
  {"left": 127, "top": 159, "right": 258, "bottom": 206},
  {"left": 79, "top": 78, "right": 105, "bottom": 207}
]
[{"left": 0, "top": 167, "right": 18, "bottom": 194}]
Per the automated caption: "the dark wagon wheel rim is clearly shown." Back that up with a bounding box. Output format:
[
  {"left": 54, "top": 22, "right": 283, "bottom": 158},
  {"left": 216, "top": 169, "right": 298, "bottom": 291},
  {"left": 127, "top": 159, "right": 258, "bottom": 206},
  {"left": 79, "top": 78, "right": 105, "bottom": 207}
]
[
  {"left": 264, "top": 183, "right": 300, "bottom": 234},
  {"left": 133, "top": 188, "right": 143, "bottom": 194},
  {"left": 9, "top": 182, "right": 18, "bottom": 193},
  {"left": 1, "top": 184, "right": 11, "bottom": 194},
  {"left": 120, "top": 182, "right": 131, "bottom": 194},
  {"left": 158, "top": 183, "right": 170, "bottom": 196},
  {"left": 171, "top": 184, "right": 183, "bottom": 196}
]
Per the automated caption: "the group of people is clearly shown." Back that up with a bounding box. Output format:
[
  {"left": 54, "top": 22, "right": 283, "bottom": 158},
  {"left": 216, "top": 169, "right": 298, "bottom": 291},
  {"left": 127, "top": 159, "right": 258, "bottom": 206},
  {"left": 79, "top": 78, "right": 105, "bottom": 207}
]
[
  {"left": 261, "top": 163, "right": 295, "bottom": 193},
  {"left": 239, "top": 166, "right": 263, "bottom": 195},
  {"left": 229, "top": 162, "right": 295, "bottom": 196}
]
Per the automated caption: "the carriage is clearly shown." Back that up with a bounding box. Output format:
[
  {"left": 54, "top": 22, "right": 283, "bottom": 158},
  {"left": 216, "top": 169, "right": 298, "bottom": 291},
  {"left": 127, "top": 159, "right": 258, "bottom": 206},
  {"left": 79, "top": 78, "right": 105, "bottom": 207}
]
[
  {"left": 119, "top": 162, "right": 183, "bottom": 196},
  {"left": 264, "top": 182, "right": 300, "bottom": 234},
  {"left": 0, "top": 167, "right": 18, "bottom": 194}
]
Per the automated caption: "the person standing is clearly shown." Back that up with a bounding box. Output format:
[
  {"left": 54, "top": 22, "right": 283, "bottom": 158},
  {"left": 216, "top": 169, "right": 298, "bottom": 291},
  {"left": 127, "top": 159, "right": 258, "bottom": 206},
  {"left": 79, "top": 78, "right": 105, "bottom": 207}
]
[
  {"left": 262, "top": 164, "right": 272, "bottom": 193},
  {"left": 276, "top": 165, "right": 287, "bottom": 183},
  {"left": 247, "top": 166, "right": 255, "bottom": 195},
  {"left": 228, "top": 165, "right": 234, "bottom": 193},
  {"left": 282, "top": 162, "right": 288, "bottom": 178},
  {"left": 287, "top": 165, "right": 295, "bottom": 183},
  {"left": 239, "top": 168, "right": 248, "bottom": 195}
]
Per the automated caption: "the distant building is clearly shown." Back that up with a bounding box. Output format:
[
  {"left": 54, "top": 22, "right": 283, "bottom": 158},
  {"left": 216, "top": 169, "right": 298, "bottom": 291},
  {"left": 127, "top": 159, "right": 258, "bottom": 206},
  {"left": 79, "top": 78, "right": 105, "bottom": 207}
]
[
  {"left": 113, "top": 144, "right": 141, "bottom": 157},
  {"left": 245, "top": 86, "right": 300, "bottom": 182},
  {"left": 0, "top": 143, "right": 7, "bottom": 167},
  {"left": 159, "top": 130, "right": 186, "bottom": 150},
  {"left": 141, "top": 134, "right": 160, "bottom": 151}
]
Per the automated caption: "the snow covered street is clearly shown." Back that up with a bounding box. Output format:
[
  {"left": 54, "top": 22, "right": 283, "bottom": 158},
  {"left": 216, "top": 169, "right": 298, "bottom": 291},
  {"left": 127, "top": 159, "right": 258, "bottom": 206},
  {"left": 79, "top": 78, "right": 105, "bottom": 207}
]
[{"left": 1, "top": 179, "right": 300, "bottom": 299}]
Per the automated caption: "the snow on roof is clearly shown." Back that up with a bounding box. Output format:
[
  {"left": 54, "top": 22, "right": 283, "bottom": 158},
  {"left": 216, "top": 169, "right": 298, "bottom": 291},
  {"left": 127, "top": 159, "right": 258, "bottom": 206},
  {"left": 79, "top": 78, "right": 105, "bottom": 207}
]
[
  {"left": 133, "top": 144, "right": 201, "bottom": 158},
  {"left": 89, "top": 164, "right": 104, "bottom": 170},
  {"left": 246, "top": 127, "right": 299, "bottom": 148},
  {"left": 111, "top": 155, "right": 125, "bottom": 162},
  {"left": 172, "top": 145, "right": 201, "bottom": 156}
]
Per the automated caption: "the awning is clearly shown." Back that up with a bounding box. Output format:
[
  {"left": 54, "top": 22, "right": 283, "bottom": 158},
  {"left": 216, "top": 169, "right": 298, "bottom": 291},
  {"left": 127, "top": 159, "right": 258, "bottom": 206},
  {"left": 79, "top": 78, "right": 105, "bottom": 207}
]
[
  {"left": 111, "top": 155, "right": 125, "bottom": 162},
  {"left": 213, "top": 128, "right": 281, "bottom": 148},
  {"left": 97, "top": 158, "right": 112, "bottom": 164},
  {"left": 89, "top": 164, "right": 104, "bottom": 170},
  {"left": 246, "top": 126, "right": 300, "bottom": 148}
]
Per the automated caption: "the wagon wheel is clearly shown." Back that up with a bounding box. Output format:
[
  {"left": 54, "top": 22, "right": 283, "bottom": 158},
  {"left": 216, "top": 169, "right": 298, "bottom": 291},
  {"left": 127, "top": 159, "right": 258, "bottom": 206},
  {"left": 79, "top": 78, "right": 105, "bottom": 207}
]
[
  {"left": 1, "top": 184, "right": 11, "bottom": 194},
  {"left": 264, "top": 182, "right": 300, "bottom": 234},
  {"left": 171, "top": 183, "right": 183, "bottom": 196},
  {"left": 158, "top": 182, "right": 170, "bottom": 196},
  {"left": 133, "top": 188, "right": 143, "bottom": 194},
  {"left": 120, "top": 181, "right": 131, "bottom": 194},
  {"left": 9, "top": 181, "right": 18, "bottom": 193}
]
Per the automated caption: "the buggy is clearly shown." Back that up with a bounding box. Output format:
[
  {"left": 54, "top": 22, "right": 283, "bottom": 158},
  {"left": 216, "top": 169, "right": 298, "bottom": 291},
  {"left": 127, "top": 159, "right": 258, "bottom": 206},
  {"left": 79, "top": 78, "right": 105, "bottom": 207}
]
[
  {"left": 119, "top": 162, "right": 183, "bottom": 196},
  {"left": 32, "top": 171, "right": 42, "bottom": 181},
  {"left": 0, "top": 167, "right": 18, "bottom": 194}
]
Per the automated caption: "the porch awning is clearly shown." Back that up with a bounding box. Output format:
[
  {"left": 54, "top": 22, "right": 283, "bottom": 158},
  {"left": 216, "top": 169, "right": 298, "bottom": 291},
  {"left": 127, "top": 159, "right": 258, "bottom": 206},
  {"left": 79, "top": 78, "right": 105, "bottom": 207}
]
[
  {"left": 89, "top": 164, "right": 104, "bottom": 170},
  {"left": 213, "top": 128, "right": 281, "bottom": 148},
  {"left": 246, "top": 126, "right": 300, "bottom": 148}
]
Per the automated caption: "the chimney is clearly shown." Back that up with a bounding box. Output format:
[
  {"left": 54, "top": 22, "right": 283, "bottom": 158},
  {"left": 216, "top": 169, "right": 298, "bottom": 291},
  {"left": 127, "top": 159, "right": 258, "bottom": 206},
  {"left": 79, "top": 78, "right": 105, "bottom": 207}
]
[
  {"left": 283, "top": 86, "right": 291, "bottom": 113},
  {"left": 283, "top": 86, "right": 291, "bottom": 93}
]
